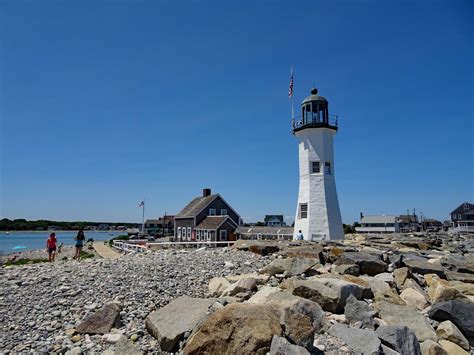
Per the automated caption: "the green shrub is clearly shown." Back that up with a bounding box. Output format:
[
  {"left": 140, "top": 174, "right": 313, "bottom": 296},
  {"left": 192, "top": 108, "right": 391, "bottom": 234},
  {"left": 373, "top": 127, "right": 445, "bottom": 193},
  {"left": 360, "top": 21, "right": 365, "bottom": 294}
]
[
  {"left": 80, "top": 251, "right": 94, "bottom": 259},
  {"left": 5, "top": 258, "right": 48, "bottom": 266},
  {"left": 109, "top": 235, "right": 129, "bottom": 246}
]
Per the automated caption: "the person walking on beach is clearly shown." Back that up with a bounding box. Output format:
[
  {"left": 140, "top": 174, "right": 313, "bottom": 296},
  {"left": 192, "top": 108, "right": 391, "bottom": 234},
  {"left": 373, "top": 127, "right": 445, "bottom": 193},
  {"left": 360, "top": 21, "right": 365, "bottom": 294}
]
[
  {"left": 46, "top": 233, "right": 57, "bottom": 262},
  {"left": 74, "top": 228, "right": 86, "bottom": 260}
]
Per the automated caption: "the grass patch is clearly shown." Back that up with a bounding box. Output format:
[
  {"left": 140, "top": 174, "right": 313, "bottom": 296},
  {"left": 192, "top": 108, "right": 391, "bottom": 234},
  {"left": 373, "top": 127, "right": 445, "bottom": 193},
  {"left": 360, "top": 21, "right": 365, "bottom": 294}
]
[
  {"left": 109, "top": 235, "right": 129, "bottom": 246},
  {"left": 5, "top": 258, "right": 49, "bottom": 266},
  {"left": 80, "top": 251, "right": 94, "bottom": 259}
]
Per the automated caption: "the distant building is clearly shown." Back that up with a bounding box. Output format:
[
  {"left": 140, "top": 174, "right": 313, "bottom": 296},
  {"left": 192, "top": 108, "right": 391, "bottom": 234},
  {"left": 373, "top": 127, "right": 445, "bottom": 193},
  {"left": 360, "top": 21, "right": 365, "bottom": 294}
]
[
  {"left": 398, "top": 215, "right": 419, "bottom": 232},
  {"left": 264, "top": 215, "right": 285, "bottom": 227},
  {"left": 145, "top": 215, "right": 175, "bottom": 236},
  {"left": 97, "top": 224, "right": 109, "bottom": 231},
  {"left": 422, "top": 219, "right": 442, "bottom": 232},
  {"left": 235, "top": 226, "right": 293, "bottom": 240},
  {"left": 450, "top": 202, "right": 474, "bottom": 233},
  {"left": 355, "top": 215, "right": 400, "bottom": 233},
  {"left": 174, "top": 188, "right": 240, "bottom": 243}
]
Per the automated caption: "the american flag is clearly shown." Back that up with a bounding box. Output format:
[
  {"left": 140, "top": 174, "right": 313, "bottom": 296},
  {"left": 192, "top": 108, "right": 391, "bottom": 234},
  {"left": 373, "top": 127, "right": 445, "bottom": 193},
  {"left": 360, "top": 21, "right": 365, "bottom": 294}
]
[
  {"left": 138, "top": 201, "right": 144, "bottom": 207},
  {"left": 288, "top": 67, "right": 294, "bottom": 98}
]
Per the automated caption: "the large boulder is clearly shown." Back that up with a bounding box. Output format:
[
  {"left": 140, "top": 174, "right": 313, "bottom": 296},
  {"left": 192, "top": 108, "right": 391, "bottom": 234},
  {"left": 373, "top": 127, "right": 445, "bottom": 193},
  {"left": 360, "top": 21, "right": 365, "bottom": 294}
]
[
  {"left": 428, "top": 276, "right": 467, "bottom": 304},
  {"left": 335, "top": 252, "right": 387, "bottom": 276},
  {"left": 335, "top": 264, "right": 360, "bottom": 276},
  {"left": 76, "top": 302, "right": 121, "bottom": 335},
  {"left": 233, "top": 240, "right": 280, "bottom": 256},
  {"left": 281, "top": 245, "right": 324, "bottom": 262},
  {"left": 113, "top": 335, "right": 143, "bottom": 355},
  {"left": 344, "top": 294, "right": 377, "bottom": 328},
  {"left": 309, "top": 277, "right": 364, "bottom": 312},
  {"left": 208, "top": 277, "right": 231, "bottom": 297},
  {"left": 222, "top": 278, "right": 257, "bottom": 297},
  {"left": 428, "top": 300, "right": 474, "bottom": 345},
  {"left": 362, "top": 276, "right": 406, "bottom": 305},
  {"left": 260, "top": 257, "right": 318, "bottom": 277},
  {"left": 438, "top": 340, "right": 469, "bottom": 355},
  {"left": 394, "top": 267, "right": 411, "bottom": 288},
  {"left": 327, "top": 324, "right": 381, "bottom": 354},
  {"left": 403, "top": 258, "right": 445, "bottom": 278},
  {"left": 277, "top": 297, "right": 326, "bottom": 348},
  {"left": 280, "top": 278, "right": 339, "bottom": 313},
  {"left": 400, "top": 288, "right": 430, "bottom": 310},
  {"left": 225, "top": 273, "right": 269, "bottom": 285},
  {"left": 269, "top": 336, "right": 310, "bottom": 355},
  {"left": 436, "top": 320, "right": 470, "bottom": 351},
  {"left": 145, "top": 296, "right": 215, "bottom": 352},
  {"left": 183, "top": 303, "right": 282, "bottom": 354},
  {"left": 445, "top": 272, "right": 474, "bottom": 284},
  {"left": 419, "top": 339, "right": 448, "bottom": 355},
  {"left": 376, "top": 301, "right": 437, "bottom": 342},
  {"left": 247, "top": 286, "right": 282, "bottom": 304},
  {"left": 376, "top": 325, "right": 421, "bottom": 355}
]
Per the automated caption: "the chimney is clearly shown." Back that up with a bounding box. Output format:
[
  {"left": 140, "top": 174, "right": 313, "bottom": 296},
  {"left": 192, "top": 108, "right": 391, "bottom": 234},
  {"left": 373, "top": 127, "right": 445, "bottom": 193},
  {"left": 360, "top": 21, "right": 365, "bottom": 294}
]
[
  {"left": 203, "top": 188, "right": 211, "bottom": 197},
  {"left": 360, "top": 212, "right": 364, "bottom": 220}
]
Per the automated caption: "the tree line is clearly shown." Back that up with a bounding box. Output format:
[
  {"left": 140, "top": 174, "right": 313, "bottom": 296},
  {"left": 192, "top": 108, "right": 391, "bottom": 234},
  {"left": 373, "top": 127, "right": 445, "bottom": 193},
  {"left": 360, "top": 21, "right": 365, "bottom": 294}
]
[{"left": 0, "top": 218, "right": 139, "bottom": 231}]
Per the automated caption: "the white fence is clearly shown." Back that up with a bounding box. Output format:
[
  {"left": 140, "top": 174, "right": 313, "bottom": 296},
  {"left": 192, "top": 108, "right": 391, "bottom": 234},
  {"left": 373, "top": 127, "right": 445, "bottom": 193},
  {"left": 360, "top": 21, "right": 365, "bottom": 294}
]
[
  {"left": 449, "top": 226, "right": 474, "bottom": 234},
  {"left": 112, "top": 240, "right": 237, "bottom": 253}
]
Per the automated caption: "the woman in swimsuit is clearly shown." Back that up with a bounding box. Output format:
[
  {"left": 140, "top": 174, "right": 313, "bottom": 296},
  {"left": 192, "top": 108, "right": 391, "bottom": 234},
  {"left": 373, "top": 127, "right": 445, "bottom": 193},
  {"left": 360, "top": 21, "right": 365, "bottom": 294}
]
[
  {"left": 74, "top": 228, "right": 86, "bottom": 260},
  {"left": 46, "top": 233, "right": 57, "bottom": 262}
]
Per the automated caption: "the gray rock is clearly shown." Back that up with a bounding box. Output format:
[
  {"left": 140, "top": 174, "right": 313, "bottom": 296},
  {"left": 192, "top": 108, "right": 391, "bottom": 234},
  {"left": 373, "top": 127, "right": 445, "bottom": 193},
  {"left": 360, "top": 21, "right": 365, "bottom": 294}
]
[
  {"left": 428, "top": 300, "right": 474, "bottom": 345},
  {"left": 376, "top": 325, "right": 421, "bottom": 355},
  {"left": 269, "top": 336, "right": 310, "bottom": 355},
  {"left": 65, "top": 347, "right": 82, "bottom": 355},
  {"left": 279, "top": 297, "right": 327, "bottom": 348},
  {"left": 281, "top": 278, "right": 339, "bottom": 313},
  {"left": 335, "top": 264, "right": 360, "bottom": 276},
  {"left": 377, "top": 301, "right": 437, "bottom": 342},
  {"left": 436, "top": 320, "right": 470, "bottom": 351},
  {"left": 344, "top": 294, "right": 377, "bottom": 328},
  {"left": 328, "top": 323, "right": 381, "bottom": 354},
  {"left": 335, "top": 252, "right": 387, "bottom": 276},
  {"left": 419, "top": 339, "right": 448, "bottom": 355},
  {"left": 114, "top": 335, "right": 143, "bottom": 355},
  {"left": 403, "top": 258, "right": 445, "bottom": 278},
  {"left": 145, "top": 295, "right": 214, "bottom": 352},
  {"left": 222, "top": 277, "right": 257, "bottom": 296},
  {"left": 311, "top": 277, "right": 365, "bottom": 312},
  {"left": 76, "top": 303, "right": 121, "bottom": 335},
  {"left": 260, "top": 257, "right": 318, "bottom": 277}
]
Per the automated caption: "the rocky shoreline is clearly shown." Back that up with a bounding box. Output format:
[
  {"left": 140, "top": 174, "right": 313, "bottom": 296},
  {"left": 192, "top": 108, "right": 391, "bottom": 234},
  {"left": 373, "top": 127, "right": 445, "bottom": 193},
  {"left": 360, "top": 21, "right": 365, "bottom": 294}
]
[{"left": 0, "top": 233, "right": 473, "bottom": 354}]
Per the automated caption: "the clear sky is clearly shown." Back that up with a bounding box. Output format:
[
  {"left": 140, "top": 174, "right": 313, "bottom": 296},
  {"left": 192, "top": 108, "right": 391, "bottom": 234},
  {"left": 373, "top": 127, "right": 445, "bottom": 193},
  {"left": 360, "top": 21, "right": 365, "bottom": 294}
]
[{"left": 1, "top": 0, "right": 472, "bottom": 224}]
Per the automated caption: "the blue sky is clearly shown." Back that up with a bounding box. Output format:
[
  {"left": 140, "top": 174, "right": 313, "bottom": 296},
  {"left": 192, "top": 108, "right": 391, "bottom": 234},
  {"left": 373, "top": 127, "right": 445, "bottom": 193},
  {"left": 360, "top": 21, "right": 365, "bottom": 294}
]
[{"left": 1, "top": 1, "right": 472, "bottom": 224}]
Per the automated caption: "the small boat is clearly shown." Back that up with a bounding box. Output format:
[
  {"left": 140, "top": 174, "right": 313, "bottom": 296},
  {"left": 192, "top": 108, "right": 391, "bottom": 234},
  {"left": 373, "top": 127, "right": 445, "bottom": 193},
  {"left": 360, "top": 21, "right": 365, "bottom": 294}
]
[{"left": 5, "top": 231, "right": 9, "bottom": 235}]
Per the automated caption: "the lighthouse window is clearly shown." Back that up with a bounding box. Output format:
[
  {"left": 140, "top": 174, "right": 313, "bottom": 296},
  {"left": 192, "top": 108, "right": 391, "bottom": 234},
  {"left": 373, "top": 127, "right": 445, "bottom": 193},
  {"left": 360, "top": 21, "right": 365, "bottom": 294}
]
[
  {"left": 311, "top": 161, "right": 320, "bottom": 173},
  {"left": 325, "top": 162, "right": 331, "bottom": 174},
  {"left": 299, "top": 203, "right": 308, "bottom": 219}
]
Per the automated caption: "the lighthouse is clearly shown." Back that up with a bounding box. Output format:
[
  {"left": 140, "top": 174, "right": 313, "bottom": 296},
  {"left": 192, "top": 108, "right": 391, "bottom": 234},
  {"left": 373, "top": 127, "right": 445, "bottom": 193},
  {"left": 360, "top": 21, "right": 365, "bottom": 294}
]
[{"left": 292, "top": 88, "right": 344, "bottom": 241}]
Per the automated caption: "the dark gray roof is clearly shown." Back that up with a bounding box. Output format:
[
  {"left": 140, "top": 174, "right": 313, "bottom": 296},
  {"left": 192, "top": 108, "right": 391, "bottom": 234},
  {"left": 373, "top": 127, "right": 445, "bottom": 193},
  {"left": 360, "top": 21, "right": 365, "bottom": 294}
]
[
  {"left": 236, "top": 226, "right": 294, "bottom": 236},
  {"left": 195, "top": 216, "right": 227, "bottom": 230},
  {"left": 176, "top": 194, "right": 218, "bottom": 218},
  {"left": 302, "top": 94, "right": 328, "bottom": 105}
]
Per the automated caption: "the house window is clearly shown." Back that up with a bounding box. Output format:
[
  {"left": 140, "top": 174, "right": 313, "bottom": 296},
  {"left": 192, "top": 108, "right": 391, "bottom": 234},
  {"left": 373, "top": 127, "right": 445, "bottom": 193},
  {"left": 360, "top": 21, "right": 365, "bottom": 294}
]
[
  {"left": 177, "top": 227, "right": 181, "bottom": 239},
  {"left": 311, "top": 161, "right": 320, "bottom": 173},
  {"left": 205, "top": 230, "right": 210, "bottom": 241},
  {"left": 209, "top": 208, "right": 216, "bottom": 216},
  {"left": 220, "top": 230, "right": 227, "bottom": 241},
  {"left": 187, "top": 227, "right": 191, "bottom": 241},
  {"left": 325, "top": 162, "right": 331, "bottom": 174},
  {"left": 464, "top": 204, "right": 470, "bottom": 211},
  {"left": 220, "top": 209, "right": 228, "bottom": 215},
  {"left": 299, "top": 203, "right": 308, "bottom": 219}
]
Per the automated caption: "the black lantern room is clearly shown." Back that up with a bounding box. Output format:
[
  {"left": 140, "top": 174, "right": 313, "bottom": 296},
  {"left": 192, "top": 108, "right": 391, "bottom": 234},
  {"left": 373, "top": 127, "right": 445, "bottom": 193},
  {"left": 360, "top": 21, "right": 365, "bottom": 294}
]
[{"left": 292, "top": 88, "right": 338, "bottom": 133}]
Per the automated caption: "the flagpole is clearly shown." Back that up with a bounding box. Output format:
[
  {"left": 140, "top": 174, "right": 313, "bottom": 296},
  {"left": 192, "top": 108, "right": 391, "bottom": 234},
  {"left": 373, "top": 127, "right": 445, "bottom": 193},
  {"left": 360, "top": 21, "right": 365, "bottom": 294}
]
[{"left": 142, "top": 199, "right": 145, "bottom": 236}]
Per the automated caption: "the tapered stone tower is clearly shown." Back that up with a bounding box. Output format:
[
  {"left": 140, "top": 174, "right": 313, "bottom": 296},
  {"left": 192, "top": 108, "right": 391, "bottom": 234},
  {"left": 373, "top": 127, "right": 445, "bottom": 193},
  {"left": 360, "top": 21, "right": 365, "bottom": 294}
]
[{"left": 292, "top": 88, "right": 344, "bottom": 240}]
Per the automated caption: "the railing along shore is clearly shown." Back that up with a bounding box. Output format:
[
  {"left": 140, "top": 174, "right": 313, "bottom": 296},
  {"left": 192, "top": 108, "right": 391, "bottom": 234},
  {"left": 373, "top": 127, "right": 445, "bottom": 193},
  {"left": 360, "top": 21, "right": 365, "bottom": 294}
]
[{"left": 112, "top": 240, "right": 237, "bottom": 253}]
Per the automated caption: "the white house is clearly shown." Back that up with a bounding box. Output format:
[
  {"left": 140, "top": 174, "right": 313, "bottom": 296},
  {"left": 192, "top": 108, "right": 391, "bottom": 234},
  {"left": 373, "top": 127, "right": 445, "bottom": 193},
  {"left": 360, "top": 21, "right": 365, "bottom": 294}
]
[{"left": 355, "top": 215, "right": 400, "bottom": 233}]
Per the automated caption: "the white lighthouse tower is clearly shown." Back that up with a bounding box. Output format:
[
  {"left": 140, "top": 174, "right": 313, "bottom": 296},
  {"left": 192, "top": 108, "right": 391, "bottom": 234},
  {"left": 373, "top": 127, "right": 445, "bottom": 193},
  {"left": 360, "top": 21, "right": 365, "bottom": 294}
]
[{"left": 292, "top": 88, "right": 344, "bottom": 241}]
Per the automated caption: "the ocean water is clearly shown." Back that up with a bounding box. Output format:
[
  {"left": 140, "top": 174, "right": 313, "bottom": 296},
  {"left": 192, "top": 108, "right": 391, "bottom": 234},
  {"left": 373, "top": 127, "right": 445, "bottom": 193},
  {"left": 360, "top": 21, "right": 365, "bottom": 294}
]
[{"left": 0, "top": 231, "right": 117, "bottom": 255}]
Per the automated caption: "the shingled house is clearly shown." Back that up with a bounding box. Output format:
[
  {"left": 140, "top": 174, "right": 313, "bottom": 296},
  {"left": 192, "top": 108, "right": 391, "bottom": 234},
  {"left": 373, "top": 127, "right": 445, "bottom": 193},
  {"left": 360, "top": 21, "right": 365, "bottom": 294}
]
[
  {"left": 174, "top": 189, "right": 241, "bottom": 243},
  {"left": 450, "top": 202, "right": 474, "bottom": 233}
]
